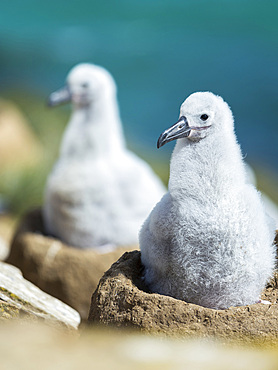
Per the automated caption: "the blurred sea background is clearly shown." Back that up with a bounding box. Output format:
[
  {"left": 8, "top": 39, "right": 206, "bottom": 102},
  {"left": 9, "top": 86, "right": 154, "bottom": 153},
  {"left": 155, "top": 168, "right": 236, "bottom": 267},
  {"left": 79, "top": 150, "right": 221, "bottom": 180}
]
[{"left": 0, "top": 0, "right": 277, "bottom": 215}]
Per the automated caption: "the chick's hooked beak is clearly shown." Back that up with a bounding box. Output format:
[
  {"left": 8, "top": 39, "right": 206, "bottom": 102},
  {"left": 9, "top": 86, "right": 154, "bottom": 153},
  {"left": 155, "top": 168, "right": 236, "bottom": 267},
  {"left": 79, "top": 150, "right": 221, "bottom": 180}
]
[
  {"left": 157, "top": 116, "right": 191, "bottom": 148},
  {"left": 157, "top": 116, "right": 212, "bottom": 148},
  {"left": 47, "top": 86, "right": 71, "bottom": 107}
]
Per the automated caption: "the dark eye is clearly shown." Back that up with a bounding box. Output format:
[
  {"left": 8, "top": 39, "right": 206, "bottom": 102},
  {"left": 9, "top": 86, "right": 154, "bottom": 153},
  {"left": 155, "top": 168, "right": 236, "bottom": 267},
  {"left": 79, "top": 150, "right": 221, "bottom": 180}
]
[
  {"left": 81, "top": 82, "right": 89, "bottom": 88},
  {"left": 200, "top": 114, "right": 209, "bottom": 121}
]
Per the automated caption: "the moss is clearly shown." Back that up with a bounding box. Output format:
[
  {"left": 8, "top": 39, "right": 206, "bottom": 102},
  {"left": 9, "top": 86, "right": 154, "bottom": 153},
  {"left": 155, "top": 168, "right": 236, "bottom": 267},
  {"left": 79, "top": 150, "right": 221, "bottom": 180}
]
[
  {"left": 0, "top": 301, "right": 20, "bottom": 320},
  {"left": 0, "top": 287, "right": 45, "bottom": 315},
  {"left": 0, "top": 290, "right": 75, "bottom": 331}
]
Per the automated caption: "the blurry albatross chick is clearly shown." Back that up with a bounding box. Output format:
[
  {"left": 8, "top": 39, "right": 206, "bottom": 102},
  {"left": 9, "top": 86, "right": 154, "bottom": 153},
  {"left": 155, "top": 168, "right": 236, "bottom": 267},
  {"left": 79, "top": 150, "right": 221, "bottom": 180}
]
[
  {"left": 43, "top": 63, "right": 165, "bottom": 250},
  {"left": 245, "top": 163, "right": 278, "bottom": 228},
  {"left": 140, "top": 91, "right": 276, "bottom": 309}
]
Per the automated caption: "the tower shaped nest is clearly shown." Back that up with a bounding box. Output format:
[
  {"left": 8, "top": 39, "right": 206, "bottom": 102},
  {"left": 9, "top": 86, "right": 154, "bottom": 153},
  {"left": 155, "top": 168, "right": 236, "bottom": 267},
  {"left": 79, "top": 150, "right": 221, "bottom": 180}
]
[
  {"left": 88, "top": 247, "right": 278, "bottom": 344},
  {"left": 6, "top": 209, "right": 137, "bottom": 320}
]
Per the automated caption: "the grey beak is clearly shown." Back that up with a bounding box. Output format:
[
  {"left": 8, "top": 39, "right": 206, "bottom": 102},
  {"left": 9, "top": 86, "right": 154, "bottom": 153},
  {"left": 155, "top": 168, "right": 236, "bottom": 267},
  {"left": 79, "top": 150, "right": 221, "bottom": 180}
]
[
  {"left": 157, "top": 116, "right": 191, "bottom": 148},
  {"left": 47, "top": 86, "right": 71, "bottom": 107}
]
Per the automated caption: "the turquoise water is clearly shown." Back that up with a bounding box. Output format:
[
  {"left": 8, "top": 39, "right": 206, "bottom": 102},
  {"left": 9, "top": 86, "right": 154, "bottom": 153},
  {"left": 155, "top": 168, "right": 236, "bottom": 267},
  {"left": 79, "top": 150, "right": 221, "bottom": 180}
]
[{"left": 0, "top": 0, "right": 277, "bottom": 171}]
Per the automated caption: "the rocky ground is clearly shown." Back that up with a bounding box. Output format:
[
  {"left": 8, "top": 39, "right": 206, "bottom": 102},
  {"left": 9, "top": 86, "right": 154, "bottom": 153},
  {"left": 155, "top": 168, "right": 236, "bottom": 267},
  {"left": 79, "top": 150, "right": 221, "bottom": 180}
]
[
  {"left": 2, "top": 213, "right": 278, "bottom": 368},
  {"left": 89, "top": 250, "right": 278, "bottom": 344},
  {"left": 7, "top": 209, "right": 137, "bottom": 320},
  {"left": 2, "top": 321, "right": 278, "bottom": 370},
  {"left": 0, "top": 260, "right": 79, "bottom": 329}
]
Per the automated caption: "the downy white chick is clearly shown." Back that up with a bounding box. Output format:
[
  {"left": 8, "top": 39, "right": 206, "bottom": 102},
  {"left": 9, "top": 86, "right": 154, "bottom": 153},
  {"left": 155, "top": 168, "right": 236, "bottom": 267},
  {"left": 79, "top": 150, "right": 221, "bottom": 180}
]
[
  {"left": 140, "top": 91, "right": 275, "bottom": 309},
  {"left": 43, "top": 63, "right": 166, "bottom": 249}
]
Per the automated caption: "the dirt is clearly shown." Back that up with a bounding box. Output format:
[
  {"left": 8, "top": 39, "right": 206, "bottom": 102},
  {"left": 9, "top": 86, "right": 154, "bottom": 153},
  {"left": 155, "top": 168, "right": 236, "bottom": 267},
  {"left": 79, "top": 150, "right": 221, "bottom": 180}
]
[
  {"left": 88, "top": 249, "right": 278, "bottom": 344},
  {"left": 6, "top": 208, "right": 137, "bottom": 320}
]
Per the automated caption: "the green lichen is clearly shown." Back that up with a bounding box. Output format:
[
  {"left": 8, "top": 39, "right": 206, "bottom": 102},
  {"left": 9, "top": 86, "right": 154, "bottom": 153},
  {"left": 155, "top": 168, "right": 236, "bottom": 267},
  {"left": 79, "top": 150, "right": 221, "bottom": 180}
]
[
  {"left": 0, "top": 287, "right": 74, "bottom": 331},
  {"left": 0, "top": 287, "right": 44, "bottom": 314}
]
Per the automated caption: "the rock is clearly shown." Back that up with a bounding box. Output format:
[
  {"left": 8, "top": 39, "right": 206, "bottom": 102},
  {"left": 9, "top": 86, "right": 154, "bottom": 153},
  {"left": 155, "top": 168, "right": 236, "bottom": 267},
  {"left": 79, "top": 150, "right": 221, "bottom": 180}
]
[
  {"left": 0, "top": 261, "right": 80, "bottom": 329},
  {"left": 88, "top": 250, "right": 278, "bottom": 343},
  {"left": 6, "top": 208, "right": 137, "bottom": 320},
  {"left": 0, "top": 99, "right": 42, "bottom": 170}
]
